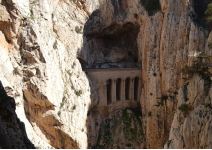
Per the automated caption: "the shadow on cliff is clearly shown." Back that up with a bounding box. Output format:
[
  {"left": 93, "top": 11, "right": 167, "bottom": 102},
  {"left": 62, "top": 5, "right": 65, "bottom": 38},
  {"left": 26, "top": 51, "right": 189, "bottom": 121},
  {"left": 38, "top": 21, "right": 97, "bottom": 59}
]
[
  {"left": 0, "top": 81, "right": 35, "bottom": 149},
  {"left": 192, "top": 0, "right": 212, "bottom": 30}
]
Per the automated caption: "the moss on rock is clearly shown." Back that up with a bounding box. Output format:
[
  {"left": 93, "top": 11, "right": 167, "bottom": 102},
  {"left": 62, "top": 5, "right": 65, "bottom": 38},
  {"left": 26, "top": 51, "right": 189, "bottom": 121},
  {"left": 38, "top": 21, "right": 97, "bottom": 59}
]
[{"left": 94, "top": 108, "right": 144, "bottom": 148}]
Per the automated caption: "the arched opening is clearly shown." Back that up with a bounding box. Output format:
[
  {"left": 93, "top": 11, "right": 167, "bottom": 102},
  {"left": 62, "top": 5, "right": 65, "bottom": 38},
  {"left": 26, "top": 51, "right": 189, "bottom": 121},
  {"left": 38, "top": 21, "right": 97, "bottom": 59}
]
[
  {"left": 116, "top": 78, "right": 121, "bottom": 101},
  {"left": 106, "top": 79, "right": 112, "bottom": 105},
  {"left": 125, "top": 78, "right": 130, "bottom": 100}
]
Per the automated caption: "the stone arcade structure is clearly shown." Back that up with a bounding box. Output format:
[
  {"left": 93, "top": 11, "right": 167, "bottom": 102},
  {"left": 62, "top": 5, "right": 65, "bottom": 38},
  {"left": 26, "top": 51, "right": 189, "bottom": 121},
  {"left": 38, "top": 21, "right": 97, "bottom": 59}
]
[
  {"left": 86, "top": 68, "right": 141, "bottom": 114},
  {"left": 83, "top": 17, "right": 143, "bottom": 147}
]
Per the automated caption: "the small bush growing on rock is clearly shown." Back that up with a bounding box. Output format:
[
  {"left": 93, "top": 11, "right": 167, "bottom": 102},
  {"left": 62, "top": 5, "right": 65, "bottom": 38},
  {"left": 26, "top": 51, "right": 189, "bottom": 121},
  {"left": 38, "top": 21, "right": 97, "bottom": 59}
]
[
  {"left": 75, "top": 90, "right": 82, "bottom": 96},
  {"left": 72, "top": 105, "right": 76, "bottom": 110},
  {"left": 15, "top": 102, "right": 20, "bottom": 106},
  {"left": 204, "top": 103, "right": 212, "bottom": 109},
  {"left": 208, "top": 42, "right": 212, "bottom": 49},
  {"left": 60, "top": 96, "right": 66, "bottom": 108},
  {"left": 204, "top": 2, "right": 212, "bottom": 30},
  {"left": 57, "top": 111, "right": 61, "bottom": 116},
  {"left": 178, "top": 104, "right": 192, "bottom": 116},
  {"left": 181, "top": 58, "right": 211, "bottom": 81},
  {"left": 75, "top": 26, "right": 83, "bottom": 34},
  {"left": 205, "top": 3, "right": 212, "bottom": 23},
  {"left": 155, "top": 95, "right": 168, "bottom": 107}
]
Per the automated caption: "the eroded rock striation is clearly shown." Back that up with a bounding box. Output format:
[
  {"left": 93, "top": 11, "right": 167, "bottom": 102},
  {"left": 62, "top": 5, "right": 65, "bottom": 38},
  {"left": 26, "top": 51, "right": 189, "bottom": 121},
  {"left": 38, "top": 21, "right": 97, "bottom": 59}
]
[{"left": 0, "top": 0, "right": 211, "bottom": 149}]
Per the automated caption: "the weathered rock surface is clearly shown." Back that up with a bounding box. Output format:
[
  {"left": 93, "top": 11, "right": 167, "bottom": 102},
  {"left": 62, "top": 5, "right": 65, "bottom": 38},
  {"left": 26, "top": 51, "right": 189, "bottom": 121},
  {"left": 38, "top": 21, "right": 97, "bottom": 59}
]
[
  {"left": 84, "top": 0, "right": 212, "bottom": 148},
  {"left": 94, "top": 108, "right": 145, "bottom": 149},
  {"left": 0, "top": 0, "right": 96, "bottom": 148},
  {"left": 138, "top": 0, "right": 212, "bottom": 148}
]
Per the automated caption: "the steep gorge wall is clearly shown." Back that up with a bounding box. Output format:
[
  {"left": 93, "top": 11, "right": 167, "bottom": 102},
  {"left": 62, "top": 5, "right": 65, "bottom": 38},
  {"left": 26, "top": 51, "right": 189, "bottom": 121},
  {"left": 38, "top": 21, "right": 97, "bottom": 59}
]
[
  {"left": 139, "top": 0, "right": 212, "bottom": 148},
  {"left": 0, "top": 0, "right": 99, "bottom": 148},
  {"left": 0, "top": 0, "right": 211, "bottom": 149},
  {"left": 87, "top": 0, "right": 212, "bottom": 148}
]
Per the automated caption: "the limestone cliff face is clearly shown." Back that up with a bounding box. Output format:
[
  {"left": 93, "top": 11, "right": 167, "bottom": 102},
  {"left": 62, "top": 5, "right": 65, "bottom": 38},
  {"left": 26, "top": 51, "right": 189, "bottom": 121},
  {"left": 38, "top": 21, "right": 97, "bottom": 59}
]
[
  {"left": 0, "top": 0, "right": 97, "bottom": 148},
  {"left": 139, "top": 0, "right": 212, "bottom": 148},
  {"left": 84, "top": 0, "right": 211, "bottom": 148},
  {"left": 0, "top": 0, "right": 211, "bottom": 149}
]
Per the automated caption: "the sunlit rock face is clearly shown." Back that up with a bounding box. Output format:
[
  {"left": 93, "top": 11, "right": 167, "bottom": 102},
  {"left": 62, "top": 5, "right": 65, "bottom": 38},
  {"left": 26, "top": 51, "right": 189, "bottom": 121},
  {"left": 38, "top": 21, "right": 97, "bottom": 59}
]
[{"left": 0, "top": 0, "right": 211, "bottom": 149}]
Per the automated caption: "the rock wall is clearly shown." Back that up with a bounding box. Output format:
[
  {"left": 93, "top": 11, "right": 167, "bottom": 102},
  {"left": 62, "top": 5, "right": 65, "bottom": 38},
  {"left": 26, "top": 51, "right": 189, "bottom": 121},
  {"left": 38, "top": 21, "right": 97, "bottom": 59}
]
[
  {"left": 94, "top": 108, "right": 144, "bottom": 148},
  {"left": 139, "top": 0, "right": 212, "bottom": 148},
  {"left": 84, "top": 0, "right": 212, "bottom": 148},
  {"left": 0, "top": 0, "right": 98, "bottom": 148}
]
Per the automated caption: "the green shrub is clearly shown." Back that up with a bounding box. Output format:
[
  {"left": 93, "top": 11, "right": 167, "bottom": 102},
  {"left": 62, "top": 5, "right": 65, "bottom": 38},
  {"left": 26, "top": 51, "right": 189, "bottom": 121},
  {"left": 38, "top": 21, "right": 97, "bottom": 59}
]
[
  {"left": 205, "top": 3, "right": 212, "bottom": 16},
  {"left": 205, "top": 2, "right": 212, "bottom": 29},
  {"left": 72, "top": 105, "right": 76, "bottom": 110},
  {"left": 178, "top": 104, "right": 192, "bottom": 116},
  {"left": 155, "top": 95, "right": 168, "bottom": 106},
  {"left": 75, "top": 90, "right": 82, "bottom": 96},
  {"left": 181, "top": 59, "right": 211, "bottom": 81},
  {"left": 208, "top": 42, "right": 212, "bottom": 49},
  {"left": 75, "top": 26, "right": 83, "bottom": 34}
]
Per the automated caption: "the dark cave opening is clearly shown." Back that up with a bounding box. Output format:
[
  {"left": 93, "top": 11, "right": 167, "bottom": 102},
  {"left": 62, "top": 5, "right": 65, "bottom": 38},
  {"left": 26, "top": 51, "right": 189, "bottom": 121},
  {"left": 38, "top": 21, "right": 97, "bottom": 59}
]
[
  {"left": 140, "top": 0, "right": 161, "bottom": 16},
  {"left": 116, "top": 78, "right": 121, "bottom": 101},
  {"left": 106, "top": 79, "right": 112, "bottom": 105},
  {"left": 125, "top": 77, "right": 130, "bottom": 100},
  {"left": 192, "top": 0, "right": 212, "bottom": 30},
  {"left": 81, "top": 21, "right": 140, "bottom": 69},
  {"left": 193, "top": 0, "right": 209, "bottom": 18}
]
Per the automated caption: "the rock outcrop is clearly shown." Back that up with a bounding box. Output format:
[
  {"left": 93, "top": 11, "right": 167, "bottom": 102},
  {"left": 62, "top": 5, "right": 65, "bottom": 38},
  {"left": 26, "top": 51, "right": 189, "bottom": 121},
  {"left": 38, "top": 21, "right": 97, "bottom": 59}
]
[
  {"left": 0, "top": 0, "right": 96, "bottom": 148},
  {"left": 139, "top": 0, "right": 212, "bottom": 148}
]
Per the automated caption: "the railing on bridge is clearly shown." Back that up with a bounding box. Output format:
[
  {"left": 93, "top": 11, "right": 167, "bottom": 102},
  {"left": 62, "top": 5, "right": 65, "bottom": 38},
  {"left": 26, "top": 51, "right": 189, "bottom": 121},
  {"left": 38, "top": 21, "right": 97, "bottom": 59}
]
[{"left": 85, "top": 68, "right": 141, "bottom": 112}]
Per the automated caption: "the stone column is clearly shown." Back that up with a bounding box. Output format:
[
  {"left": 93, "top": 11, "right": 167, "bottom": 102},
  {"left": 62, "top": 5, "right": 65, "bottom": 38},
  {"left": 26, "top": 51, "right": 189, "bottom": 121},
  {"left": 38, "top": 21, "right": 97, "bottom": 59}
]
[
  {"left": 112, "top": 79, "right": 116, "bottom": 103},
  {"left": 130, "top": 78, "right": 135, "bottom": 101},
  {"left": 121, "top": 78, "right": 126, "bottom": 100},
  {"left": 98, "top": 80, "right": 107, "bottom": 106}
]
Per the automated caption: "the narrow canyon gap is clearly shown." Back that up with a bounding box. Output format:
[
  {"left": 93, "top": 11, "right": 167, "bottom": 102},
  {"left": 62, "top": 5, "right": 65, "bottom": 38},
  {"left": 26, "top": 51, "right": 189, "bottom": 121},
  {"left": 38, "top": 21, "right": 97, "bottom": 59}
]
[{"left": 79, "top": 2, "right": 145, "bottom": 147}]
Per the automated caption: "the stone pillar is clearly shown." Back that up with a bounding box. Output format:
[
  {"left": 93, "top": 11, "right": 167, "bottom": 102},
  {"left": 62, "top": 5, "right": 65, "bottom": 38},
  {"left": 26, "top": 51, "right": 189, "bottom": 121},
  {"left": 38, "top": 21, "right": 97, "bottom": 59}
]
[
  {"left": 98, "top": 80, "right": 107, "bottom": 106},
  {"left": 112, "top": 79, "right": 116, "bottom": 103},
  {"left": 130, "top": 78, "right": 135, "bottom": 101},
  {"left": 121, "top": 78, "right": 126, "bottom": 100}
]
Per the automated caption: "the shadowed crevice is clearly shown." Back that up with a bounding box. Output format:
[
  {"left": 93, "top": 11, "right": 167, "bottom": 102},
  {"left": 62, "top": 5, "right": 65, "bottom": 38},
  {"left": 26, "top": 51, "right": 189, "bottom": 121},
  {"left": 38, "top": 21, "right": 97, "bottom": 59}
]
[{"left": 0, "top": 81, "right": 35, "bottom": 149}]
